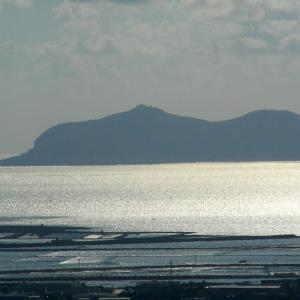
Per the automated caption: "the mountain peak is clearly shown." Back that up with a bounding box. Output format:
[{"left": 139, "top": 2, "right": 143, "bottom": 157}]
[
  {"left": 240, "top": 109, "right": 300, "bottom": 121},
  {"left": 130, "top": 104, "right": 165, "bottom": 114}
]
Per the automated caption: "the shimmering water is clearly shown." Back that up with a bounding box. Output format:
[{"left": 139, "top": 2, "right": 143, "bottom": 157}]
[{"left": 1, "top": 163, "right": 300, "bottom": 235}]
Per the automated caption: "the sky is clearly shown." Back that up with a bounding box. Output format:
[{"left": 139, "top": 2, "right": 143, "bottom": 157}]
[{"left": 1, "top": 0, "right": 300, "bottom": 155}]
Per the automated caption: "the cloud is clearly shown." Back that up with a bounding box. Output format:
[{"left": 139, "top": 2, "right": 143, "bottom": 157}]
[
  {"left": 7, "top": 0, "right": 300, "bottom": 80},
  {"left": 0, "top": 41, "right": 16, "bottom": 71},
  {"left": 0, "top": 0, "right": 34, "bottom": 9},
  {"left": 261, "top": 20, "right": 299, "bottom": 37},
  {"left": 47, "top": 0, "right": 188, "bottom": 76},
  {"left": 280, "top": 33, "right": 300, "bottom": 52},
  {"left": 69, "top": 0, "right": 148, "bottom": 4},
  {"left": 240, "top": 37, "right": 269, "bottom": 50}
]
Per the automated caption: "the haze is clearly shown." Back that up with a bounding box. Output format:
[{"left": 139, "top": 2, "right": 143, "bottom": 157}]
[{"left": 1, "top": 0, "right": 300, "bottom": 155}]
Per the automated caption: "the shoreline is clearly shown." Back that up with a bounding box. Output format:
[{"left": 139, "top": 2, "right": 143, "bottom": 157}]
[{"left": 0, "top": 225, "right": 297, "bottom": 248}]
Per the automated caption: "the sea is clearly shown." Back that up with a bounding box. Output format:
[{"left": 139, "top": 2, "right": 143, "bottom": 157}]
[{"left": 1, "top": 162, "right": 300, "bottom": 235}]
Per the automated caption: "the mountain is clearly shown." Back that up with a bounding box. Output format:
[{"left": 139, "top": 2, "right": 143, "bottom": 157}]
[{"left": 2, "top": 104, "right": 300, "bottom": 166}]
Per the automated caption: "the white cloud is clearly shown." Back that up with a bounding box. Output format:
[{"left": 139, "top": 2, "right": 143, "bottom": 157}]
[
  {"left": 240, "top": 37, "right": 269, "bottom": 49},
  {"left": 186, "top": 0, "right": 234, "bottom": 19},
  {"left": 5, "top": 0, "right": 300, "bottom": 79},
  {"left": 47, "top": 1, "right": 190, "bottom": 75},
  {"left": 280, "top": 33, "right": 300, "bottom": 51},
  {"left": 0, "top": 0, "right": 34, "bottom": 9},
  {"left": 261, "top": 20, "right": 299, "bottom": 37},
  {"left": 265, "top": 0, "right": 300, "bottom": 14}
]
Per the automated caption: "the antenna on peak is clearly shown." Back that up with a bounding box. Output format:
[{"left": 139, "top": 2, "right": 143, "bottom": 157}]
[{"left": 133, "top": 104, "right": 165, "bottom": 113}]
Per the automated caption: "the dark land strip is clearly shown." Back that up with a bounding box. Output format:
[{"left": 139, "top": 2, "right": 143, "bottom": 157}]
[
  {"left": 0, "top": 273, "right": 299, "bottom": 282},
  {"left": 0, "top": 263, "right": 300, "bottom": 276}
]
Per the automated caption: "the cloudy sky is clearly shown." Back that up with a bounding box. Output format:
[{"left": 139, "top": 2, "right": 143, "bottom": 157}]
[{"left": 1, "top": 0, "right": 300, "bottom": 155}]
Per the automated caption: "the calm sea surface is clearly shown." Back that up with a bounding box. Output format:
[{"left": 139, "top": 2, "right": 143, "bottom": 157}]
[{"left": 0, "top": 163, "right": 300, "bottom": 235}]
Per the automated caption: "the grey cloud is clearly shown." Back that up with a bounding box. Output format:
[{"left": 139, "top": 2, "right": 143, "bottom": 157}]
[{"left": 69, "top": 0, "right": 148, "bottom": 4}]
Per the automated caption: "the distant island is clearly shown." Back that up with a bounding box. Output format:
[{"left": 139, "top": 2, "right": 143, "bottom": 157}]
[{"left": 2, "top": 104, "right": 300, "bottom": 166}]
